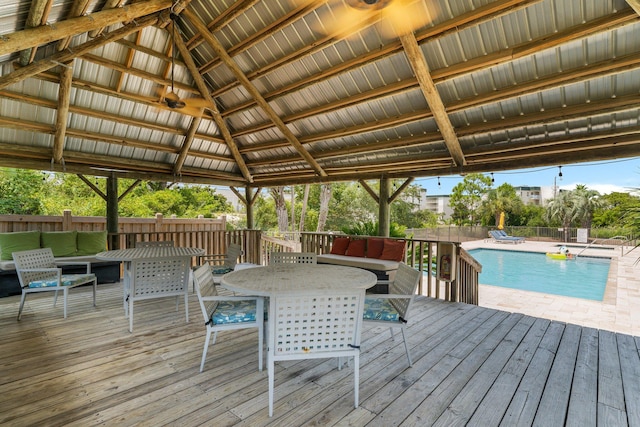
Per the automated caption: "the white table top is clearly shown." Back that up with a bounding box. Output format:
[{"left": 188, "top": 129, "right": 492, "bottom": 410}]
[
  {"left": 220, "top": 264, "right": 377, "bottom": 296},
  {"left": 96, "top": 246, "right": 204, "bottom": 261}
]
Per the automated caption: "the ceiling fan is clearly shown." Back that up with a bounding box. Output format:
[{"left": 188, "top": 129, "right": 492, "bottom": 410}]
[
  {"left": 308, "top": 0, "right": 440, "bottom": 39},
  {"left": 156, "top": 10, "right": 209, "bottom": 117}
]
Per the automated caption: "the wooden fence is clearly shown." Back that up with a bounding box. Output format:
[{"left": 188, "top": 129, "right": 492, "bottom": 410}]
[{"left": 300, "top": 232, "right": 480, "bottom": 305}]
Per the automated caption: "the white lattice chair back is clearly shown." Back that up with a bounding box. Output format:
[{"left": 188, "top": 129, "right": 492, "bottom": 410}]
[
  {"left": 388, "top": 262, "right": 421, "bottom": 319},
  {"left": 13, "top": 248, "right": 58, "bottom": 288},
  {"left": 130, "top": 257, "right": 190, "bottom": 298},
  {"left": 268, "top": 288, "right": 365, "bottom": 416},
  {"left": 193, "top": 262, "right": 220, "bottom": 322},
  {"left": 269, "top": 252, "right": 317, "bottom": 265}
]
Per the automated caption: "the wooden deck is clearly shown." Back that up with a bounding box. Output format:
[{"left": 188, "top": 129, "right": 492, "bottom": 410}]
[{"left": 1, "top": 282, "right": 639, "bottom": 426}]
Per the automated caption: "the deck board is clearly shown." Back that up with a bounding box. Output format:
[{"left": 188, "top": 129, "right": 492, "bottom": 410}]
[{"left": 1, "top": 282, "right": 639, "bottom": 426}]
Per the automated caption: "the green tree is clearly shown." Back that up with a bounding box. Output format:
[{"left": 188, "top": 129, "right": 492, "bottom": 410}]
[
  {"left": 479, "top": 183, "right": 524, "bottom": 227},
  {"left": 0, "top": 168, "right": 46, "bottom": 214},
  {"left": 572, "top": 184, "right": 604, "bottom": 229},
  {"left": 592, "top": 192, "right": 639, "bottom": 228},
  {"left": 449, "top": 173, "right": 493, "bottom": 225}
]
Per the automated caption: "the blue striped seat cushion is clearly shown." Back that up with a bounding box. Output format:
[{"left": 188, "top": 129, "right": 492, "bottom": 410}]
[
  {"left": 212, "top": 266, "right": 233, "bottom": 275},
  {"left": 363, "top": 297, "right": 400, "bottom": 322},
  {"left": 211, "top": 300, "right": 257, "bottom": 324},
  {"left": 28, "top": 274, "right": 95, "bottom": 288}
]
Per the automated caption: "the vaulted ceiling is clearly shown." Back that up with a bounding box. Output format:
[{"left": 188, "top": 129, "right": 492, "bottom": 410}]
[{"left": 0, "top": 0, "right": 639, "bottom": 187}]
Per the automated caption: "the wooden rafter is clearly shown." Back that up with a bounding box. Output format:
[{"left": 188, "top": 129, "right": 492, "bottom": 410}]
[
  {"left": 57, "top": 0, "right": 92, "bottom": 52},
  {"left": 627, "top": 0, "right": 640, "bottom": 15},
  {"left": 0, "top": 0, "right": 171, "bottom": 57},
  {"left": 169, "top": 18, "right": 254, "bottom": 182},
  {"left": 53, "top": 60, "right": 73, "bottom": 163},
  {"left": 0, "top": 15, "right": 160, "bottom": 90},
  {"left": 18, "top": 0, "right": 53, "bottom": 66},
  {"left": 181, "top": 7, "right": 327, "bottom": 178},
  {"left": 173, "top": 112, "right": 203, "bottom": 175},
  {"left": 89, "top": 0, "right": 127, "bottom": 38}
]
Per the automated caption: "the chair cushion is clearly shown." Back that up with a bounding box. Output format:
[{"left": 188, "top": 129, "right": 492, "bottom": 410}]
[
  {"left": 363, "top": 297, "right": 400, "bottom": 322},
  {"left": 345, "top": 239, "right": 366, "bottom": 257},
  {"left": 211, "top": 300, "right": 257, "bottom": 324},
  {"left": 76, "top": 231, "right": 107, "bottom": 256},
  {"left": 0, "top": 230, "right": 41, "bottom": 261},
  {"left": 212, "top": 266, "right": 233, "bottom": 275},
  {"left": 379, "top": 239, "right": 405, "bottom": 262},
  {"left": 28, "top": 273, "right": 96, "bottom": 288},
  {"left": 330, "top": 237, "right": 350, "bottom": 255},
  {"left": 41, "top": 231, "right": 77, "bottom": 257},
  {"left": 366, "top": 238, "right": 385, "bottom": 258}
]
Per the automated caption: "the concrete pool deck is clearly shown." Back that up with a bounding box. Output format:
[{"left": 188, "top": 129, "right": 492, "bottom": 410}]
[{"left": 461, "top": 239, "right": 640, "bottom": 337}]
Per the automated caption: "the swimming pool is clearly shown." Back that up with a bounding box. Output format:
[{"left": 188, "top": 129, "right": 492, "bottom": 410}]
[{"left": 467, "top": 248, "right": 611, "bottom": 301}]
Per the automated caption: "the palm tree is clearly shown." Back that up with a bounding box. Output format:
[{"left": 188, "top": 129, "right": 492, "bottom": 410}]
[
  {"left": 545, "top": 190, "right": 576, "bottom": 242},
  {"left": 572, "top": 184, "right": 604, "bottom": 229},
  {"left": 482, "top": 183, "right": 524, "bottom": 227}
]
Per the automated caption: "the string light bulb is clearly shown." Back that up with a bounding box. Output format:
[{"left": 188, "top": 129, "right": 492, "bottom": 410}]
[
  {"left": 558, "top": 166, "right": 563, "bottom": 181},
  {"left": 437, "top": 177, "right": 441, "bottom": 188},
  {"left": 490, "top": 172, "right": 495, "bottom": 184}
]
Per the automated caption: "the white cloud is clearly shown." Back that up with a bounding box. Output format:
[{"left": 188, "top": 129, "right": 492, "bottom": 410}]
[{"left": 558, "top": 182, "right": 638, "bottom": 194}]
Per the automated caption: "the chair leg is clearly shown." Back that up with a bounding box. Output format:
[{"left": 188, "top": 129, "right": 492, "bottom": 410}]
[
  {"left": 354, "top": 353, "right": 360, "bottom": 408},
  {"left": 92, "top": 279, "right": 97, "bottom": 307},
  {"left": 53, "top": 289, "right": 59, "bottom": 307},
  {"left": 184, "top": 292, "right": 189, "bottom": 323},
  {"left": 401, "top": 328, "right": 412, "bottom": 367},
  {"left": 200, "top": 328, "right": 212, "bottom": 372},
  {"left": 129, "top": 298, "right": 134, "bottom": 333},
  {"left": 268, "top": 356, "right": 275, "bottom": 417},
  {"left": 17, "top": 291, "right": 27, "bottom": 321},
  {"left": 258, "top": 324, "right": 263, "bottom": 372},
  {"left": 63, "top": 288, "right": 68, "bottom": 318}
]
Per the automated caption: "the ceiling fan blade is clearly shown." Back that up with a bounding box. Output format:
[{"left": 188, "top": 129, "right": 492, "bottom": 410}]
[
  {"left": 314, "top": 3, "right": 371, "bottom": 39},
  {"left": 379, "top": 0, "right": 440, "bottom": 38},
  {"left": 183, "top": 97, "right": 210, "bottom": 109}
]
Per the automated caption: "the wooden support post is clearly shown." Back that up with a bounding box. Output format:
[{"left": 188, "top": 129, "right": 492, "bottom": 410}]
[
  {"left": 378, "top": 176, "right": 390, "bottom": 237},
  {"left": 106, "top": 173, "right": 119, "bottom": 249}
]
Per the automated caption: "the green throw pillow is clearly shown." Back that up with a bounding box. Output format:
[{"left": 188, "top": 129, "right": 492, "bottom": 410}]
[
  {"left": 76, "top": 231, "right": 108, "bottom": 256},
  {"left": 0, "top": 230, "right": 41, "bottom": 261},
  {"left": 41, "top": 231, "right": 77, "bottom": 257}
]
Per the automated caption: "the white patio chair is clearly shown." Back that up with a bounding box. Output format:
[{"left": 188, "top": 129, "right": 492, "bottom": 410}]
[
  {"left": 363, "top": 262, "right": 421, "bottom": 366},
  {"left": 135, "top": 240, "right": 175, "bottom": 247},
  {"left": 268, "top": 251, "right": 317, "bottom": 265},
  {"left": 268, "top": 288, "right": 365, "bottom": 417},
  {"left": 192, "top": 264, "right": 264, "bottom": 372},
  {"left": 125, "top": 257, "right": 190, "bottom": 332},
  {"left": 13, "top": 248, "right": 97, "bottom": 320},
  {"left": 199, "top": 243, "right": 244, "bottom": 284}
]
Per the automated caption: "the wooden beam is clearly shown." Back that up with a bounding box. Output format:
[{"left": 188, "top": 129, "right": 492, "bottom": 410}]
[
  {"left": 57, "top": 0, "right": 92, "bottom": 52},
  {"left": 89, "top": 0, "right": 127, "bottom": 38},
  {"left": 18, "top": 0, "right": 53, "bottom": 66},
  {"left": 173, "top": 113, "right": 203, "bottom": 175},
  {"left": 169, "top": 19, "right": 253, "bottom": 183},
  {"left": 627, "top": 0, "right": 640, "bottom": 15},
  {"left": 400, "top": 32, "right": 466, "bottom": 167},
  {"left": 389, "top": 178, "right": 415, "bottom": 203},
  {"left": 53, "top": 61, "right": 73, "bottom": 163},
  {"left": 0, "top": 0, "right": 171, "bottom": 57},
  {"left": 181, "top": 7, "right": 327, "bottom": 178},
  {"left": 0, "top": 15, "right": 160, "bottom": 90},
  {"left": 358, "top": 180, "right": 379, "bottom": 204},
  {"left": 77, "top": 174, "right": 107, "bottom": 200}
]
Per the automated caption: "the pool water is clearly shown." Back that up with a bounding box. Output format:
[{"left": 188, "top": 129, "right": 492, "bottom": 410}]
[{"left": 468, "top": 248, "right": 611, "bottom": 301}]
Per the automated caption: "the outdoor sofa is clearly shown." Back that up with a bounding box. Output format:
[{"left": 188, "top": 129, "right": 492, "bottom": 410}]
[
  {"left": 316, "top": 236, "right": 406, "bottom": 293},
  {"left": 0, "top": 230, "right": 120, "bottom": 297}
]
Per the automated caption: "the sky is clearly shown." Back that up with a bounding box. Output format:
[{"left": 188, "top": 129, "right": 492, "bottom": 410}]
[{"left": 414, "top": 157, "right": 640, "bottom": 196}]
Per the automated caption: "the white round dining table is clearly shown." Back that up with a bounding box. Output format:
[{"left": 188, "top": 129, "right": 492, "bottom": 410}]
[{"left": 220, "top": 264, "right": 377, "bottom": 296}]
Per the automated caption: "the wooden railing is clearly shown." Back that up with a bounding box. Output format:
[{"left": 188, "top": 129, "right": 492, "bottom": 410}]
[{"left": 300, "top": 232, "right": 481, "bottom": 305}]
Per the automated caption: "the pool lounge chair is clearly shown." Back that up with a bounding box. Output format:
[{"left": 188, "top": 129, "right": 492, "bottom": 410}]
[{"left": 489, "top": 230, "right": 525, "bottom": 244}]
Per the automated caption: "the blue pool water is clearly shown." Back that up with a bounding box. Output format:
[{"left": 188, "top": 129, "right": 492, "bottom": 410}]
[{"left": 467, "top": 249, "right": 611, "bottom": 301}]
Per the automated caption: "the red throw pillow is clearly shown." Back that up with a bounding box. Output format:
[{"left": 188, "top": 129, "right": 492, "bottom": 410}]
[
  {"left": 380, "top": 239, "right": 405, "bottom": 262},
  {"left": 345, "top": 239, "right": 366, "bottom": 257},
  {"left": 366, "top": 238, "right": 384, "bottom": 258},
  {"left": 330, "top": 237, "right": 350, "bottom": 255}
]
